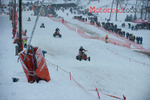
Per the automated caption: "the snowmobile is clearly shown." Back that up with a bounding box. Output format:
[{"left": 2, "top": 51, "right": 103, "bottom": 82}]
[
  {"left": 53, "top": 31, "right": 62, "bottom": 38},
  {"left": 76, "top": 52, "right": 90, "bottom": 61},
  {"left": 40, "top": 23, "right": 45, "bottom": 28},
  {"left": 27, "top": 17, "right": 31, "bottom": 21}
]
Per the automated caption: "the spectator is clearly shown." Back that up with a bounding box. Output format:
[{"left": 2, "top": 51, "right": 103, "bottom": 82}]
[
  {"left": 24, "top": 39, "right": 27, "bottom": 48},
  {"left": 140, "top": 37, "right": 143, "bottom": 44},
  {"left": 134, "top": 25, "right": 138, "bottom": 31},
  {"left": 105, "top": 34, "right": 108, "bottom": 43},
  {"left": 131, "top": 25, "right": 134, "bottom": 30},
  {"left": 136, "top": 37, "right": 139, "bottom": 44},
  {"left": 128, "top": 23, "right": 131, "bottom": 29},
  {"left": 126, "top": 32, "right": 129, "bottom": 39}
]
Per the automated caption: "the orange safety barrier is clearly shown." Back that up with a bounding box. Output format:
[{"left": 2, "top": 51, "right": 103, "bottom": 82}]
[
  {"left": 77, "top": 28, "right": 131, "bottom": 48},
  {"left": 46, "top": 60, "right": 126, "bottom": 100},
  {"left": 48, "top": 15, "right": 150, "bottom": 59},
  {"left": 74, "top": 17, "right": 147, "bottom": 50},
  {"left": 47, "top": 16, "right": 150, "bottom": 100},
  {"left": 106, "top": 47, "right": 150, "bottom": 67},
  {"left": 19, "top": 47, "right": 51, "bottom": 83},
  {"left": 49, "top": 16, "right": 131, "bottom": 49},
  {"left": 63, "top": 22, "right": 76, "bottom": 32},
  {"left": 47, "top": 16, "right": 150, "bottom": 65}
]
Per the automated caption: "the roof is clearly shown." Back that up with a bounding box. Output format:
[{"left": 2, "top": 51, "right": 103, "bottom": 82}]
[
  {"left": 146, "top": 17, "right": 150, "bottom": 23},
  {"left": 132, "top": 18, "right": 146, "bottom": 23}
]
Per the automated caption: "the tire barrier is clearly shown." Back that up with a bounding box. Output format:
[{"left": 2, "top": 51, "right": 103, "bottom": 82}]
[{"left": 46, "top": 60, "right": 126, "bottom": 100}]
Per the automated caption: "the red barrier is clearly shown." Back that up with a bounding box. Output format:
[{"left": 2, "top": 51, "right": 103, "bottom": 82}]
[
  {"left": 47, "top": 16, "right": 150, "bottom": 67},
  {"left": 69, "top": 72, "right": 71, "bottom": 80},
  {"left": 123, "top": 95, "right": 126, "bottom": 100},
  {"left": 63, "top": 22, "right": 76, "bottom": 32},
  {"left": 96, "top": 88, "right": 100, "bottom": 99},
  {"left": 90, "top": 22, "right": 95, "bottom": 25},
  {"left": 46, "top": 16, "right": 150, "bottom": 100},
  {"left": 77, "top": 28, "right": 131, "bottom": 48},
  {"left": 62, "top": 18, "right": 64, "bottom": 23},
  {"left": 73, "top": 17, "right": 148, "bottom": 50},
  {"left": 109, "top": 38, "right": 131, "bottom": 48},
  {"left": 46, "top": 60, "right": 125, "bottom": 100},
  {"left": 65, "top": 19, "right": 131, "bottom": 48},
  {"left": 71, "top": 76, "right": 85, "bottom": 89},
  {"left": 101, "top": 92, "right": 122, "bottom": 100},
  {"left": 57, "top": 65, "right": 58, "bottom": 71},
  {"left": 19, "top": 47, "right": 51, "bottom": 83},
  {"left": 106, "top": 47, "right": 150, "bottom": 67},
  {"left": 48, "top": 15, "right": 76, "bottom": 32}
]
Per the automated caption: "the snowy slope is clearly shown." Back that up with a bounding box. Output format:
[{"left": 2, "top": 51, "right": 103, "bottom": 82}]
[
  {"left": 0, "top": 13, "right": 98, "bottom": 100},
  {"left": 25, "top": 11, "right": 150, "bottom": 100},
  {"left": 0, "top": 6, "right": 150, "bottom": 100},
  {"left": 62, "top": 0, "right": 150, "bottom": 50}
]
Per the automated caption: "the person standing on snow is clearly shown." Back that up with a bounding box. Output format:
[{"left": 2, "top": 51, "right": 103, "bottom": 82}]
[
  {"left": 131, "top": 25, "right": 134, "bottom": 30},
  {"left": 24, "top": 39, "right": 27, "bottom": 48},
  {"left": 140, "top": 37, "right": 143, "bottom": 44},
  {"left": 105, "top": 34, "right": 108, "bottom": 43},
  {"left": 128, "top": 23, "right": 131, "bottom": 29}
]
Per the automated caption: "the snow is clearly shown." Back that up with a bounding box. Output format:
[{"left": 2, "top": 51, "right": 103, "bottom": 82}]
[{"left": 0, "top": 1, "right": 150, "bottom": 100}]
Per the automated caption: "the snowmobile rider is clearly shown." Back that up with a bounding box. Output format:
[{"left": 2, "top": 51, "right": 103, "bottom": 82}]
[
  {"left": 79, "top": 46, "right": 87, "bottom": 56},
  {"left": 55, "top": 27, "right": 60, "bottom": 34}
]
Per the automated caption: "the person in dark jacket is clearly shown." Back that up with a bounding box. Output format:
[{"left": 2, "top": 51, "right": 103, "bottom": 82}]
[
  {"left": 128, "top": 23, "right": 131, "bottom": 29},
  {"left": 42, "top": 50, "right": 47, "bottom": 57},
  {"left": 131, "top": 25, "right": 134, "bottom": 30},
  {"left": 79, "top": 46, "right": 86, "bottom": 56},
  {"left": 55, "top": 27, "right": 60, "bottom": 32},
  {"left": 140, "top": 37, "right": 143, "bottom": 44},
  {"left": 55, "top": 27, "right": 60, "bottom": 35},
  {"left": 136, "top": 37, "right": 139, "bottom": 44},
  {"left": 126, "top": 32, "right": 129, "bottom": 39}
]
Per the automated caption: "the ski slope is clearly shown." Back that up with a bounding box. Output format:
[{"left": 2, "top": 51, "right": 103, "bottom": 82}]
[{"left": 0, "top": 8, "right": 150, "bottom": 100}]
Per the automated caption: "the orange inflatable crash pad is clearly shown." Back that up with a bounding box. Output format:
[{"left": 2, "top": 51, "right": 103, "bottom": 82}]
[{"left": 19, "top": 47, "right": 51, "bottom": 83}]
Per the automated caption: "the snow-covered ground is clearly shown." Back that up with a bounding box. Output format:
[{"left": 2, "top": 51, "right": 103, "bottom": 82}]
[
  {"left": 56, "top": 9, "right": 150, "bottom": 50},
  {"left": 0, "top": 0, "right": 150, "bottom": 100},
  {"left": 0, "top": 9, "right": 150, "bottom": 100},
  {"left": 0, "top": 13, "right": 98, "bottom": 100}
]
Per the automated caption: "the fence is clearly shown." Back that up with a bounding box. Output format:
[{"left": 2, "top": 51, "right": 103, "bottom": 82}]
[
  {"left": 46, "top": 60, "right": 126, "bottom": 100},
  {"left": 47, "top": 15, "right": 150, "bottom": 67}
]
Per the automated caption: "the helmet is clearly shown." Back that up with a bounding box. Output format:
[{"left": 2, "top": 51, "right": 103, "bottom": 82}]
[{"left": 80, "top": 46, "right": 83, "bottom": 49}]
